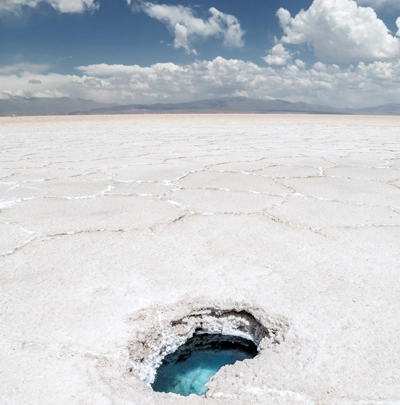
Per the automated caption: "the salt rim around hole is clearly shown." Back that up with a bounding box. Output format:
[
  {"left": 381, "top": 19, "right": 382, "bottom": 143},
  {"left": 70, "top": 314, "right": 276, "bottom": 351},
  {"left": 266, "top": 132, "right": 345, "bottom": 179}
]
[{"left": 127, "top": 301, "right": 289, "bottom": 394}]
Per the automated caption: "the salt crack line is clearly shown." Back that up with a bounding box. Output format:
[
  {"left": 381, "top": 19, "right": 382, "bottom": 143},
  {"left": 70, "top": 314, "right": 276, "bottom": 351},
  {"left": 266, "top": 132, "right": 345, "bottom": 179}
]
[{"left": 274, "top": 190, "right": 400, "bottom": 211}]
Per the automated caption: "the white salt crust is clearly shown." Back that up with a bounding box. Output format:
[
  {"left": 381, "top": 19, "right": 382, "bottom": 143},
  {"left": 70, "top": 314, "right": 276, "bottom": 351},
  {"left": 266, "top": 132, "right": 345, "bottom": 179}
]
[{"left": 1, "top": 114, "right": 400, "bottom": 404}]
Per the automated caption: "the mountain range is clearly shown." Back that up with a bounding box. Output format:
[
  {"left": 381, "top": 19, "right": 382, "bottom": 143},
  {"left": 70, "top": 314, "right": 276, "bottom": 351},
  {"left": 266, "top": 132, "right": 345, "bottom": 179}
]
[
  {"left": 1, "top": 96, "right": 400, "bottom": 116},
  {"left": 0, "top": 96, "right": 117, "bottom": 116}
]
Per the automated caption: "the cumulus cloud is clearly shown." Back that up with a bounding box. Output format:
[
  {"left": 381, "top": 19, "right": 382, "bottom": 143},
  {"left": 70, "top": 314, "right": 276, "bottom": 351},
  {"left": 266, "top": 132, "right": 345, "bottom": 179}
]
[
  {"left": 131, "top": 1, "right": 244, "bottom": 54},
  {"left": 0, "top": 70, "right": 81, "bottom": 100},
  {"left": 3, "top": 57, "right": 400, "bottom": 108},
  {"left": 295, "top": 59, "right": 306, "bottom": 69},
  {"left": 263, "top": 43, "right": 292, "bottom": 66},
  {"left": 277, "top": 0, "right": 400, "bottom": 63},
  {"left": 0, "top": 0, "right": 99, "bottom": 13},
  {"left": 5, "top": 56, "right": 400, "bottom": 108},
  {"left": 72, "top": 58, "right": 400, "bottom": 107}
]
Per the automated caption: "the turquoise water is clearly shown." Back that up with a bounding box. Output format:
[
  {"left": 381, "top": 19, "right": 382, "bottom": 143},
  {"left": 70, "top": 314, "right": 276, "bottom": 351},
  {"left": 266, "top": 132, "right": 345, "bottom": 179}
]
[{"left": 151, "top": 334, "right": 258, "bottom": 396}]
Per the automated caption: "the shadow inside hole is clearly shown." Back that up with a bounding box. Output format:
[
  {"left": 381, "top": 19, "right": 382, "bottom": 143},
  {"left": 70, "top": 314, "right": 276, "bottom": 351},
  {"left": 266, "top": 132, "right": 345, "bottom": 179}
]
[{"left": 151, "top": 333, "right": 258, "bottom": 397}]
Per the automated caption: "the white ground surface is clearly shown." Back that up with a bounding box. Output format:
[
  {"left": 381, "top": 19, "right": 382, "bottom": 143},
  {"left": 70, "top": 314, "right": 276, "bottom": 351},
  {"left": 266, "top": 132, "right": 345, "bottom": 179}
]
[{"left": 1, "top": 114, "right": 400, "bottom": 405}]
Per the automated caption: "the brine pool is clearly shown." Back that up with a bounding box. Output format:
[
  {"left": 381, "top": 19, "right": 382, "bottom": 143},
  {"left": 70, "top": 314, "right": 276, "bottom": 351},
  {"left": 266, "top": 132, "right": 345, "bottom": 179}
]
[{"left": 151, "top": 333, "right": 258, "bottom": 396}]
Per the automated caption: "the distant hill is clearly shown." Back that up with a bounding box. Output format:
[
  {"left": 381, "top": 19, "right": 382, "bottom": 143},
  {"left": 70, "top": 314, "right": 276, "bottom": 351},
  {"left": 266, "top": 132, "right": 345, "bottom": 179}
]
[
  {"left": 354, "top": 103, "right": 400, "bottom": 115},
  {"left": 0, "top": 96, "right": 117, "bottom": 116},
  {"left": 73, "top": 96, "right": 400, "bottom": 116},
  {"left": 1, "top": 95, "right": 400, "bottom": 116},
  {"left": 73, "top": 96, "right": 347, "bottom": 115}
]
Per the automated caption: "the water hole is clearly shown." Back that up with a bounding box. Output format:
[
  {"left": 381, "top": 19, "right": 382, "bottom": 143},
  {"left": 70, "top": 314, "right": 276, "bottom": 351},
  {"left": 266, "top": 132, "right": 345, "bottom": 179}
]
[{"left": 151, "top": 332, "right": 258, "bottom": 396}]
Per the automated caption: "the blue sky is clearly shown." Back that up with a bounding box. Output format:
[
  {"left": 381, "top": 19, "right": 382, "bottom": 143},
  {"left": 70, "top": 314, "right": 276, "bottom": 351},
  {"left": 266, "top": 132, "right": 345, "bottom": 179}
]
[
  {"left": 1, "top": 0, "right": 400, "bottom": 107},
  {"left": 0, "top": 1, "right": 312, "bottom": 70}
]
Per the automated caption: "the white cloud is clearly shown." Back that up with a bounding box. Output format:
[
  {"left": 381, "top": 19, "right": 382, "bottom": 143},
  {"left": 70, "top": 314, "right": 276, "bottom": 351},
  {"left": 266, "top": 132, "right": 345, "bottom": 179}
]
[
  {"left": 72, "top": 58, "right": 400, "bottom": 107},
  {"left": 132, "top": 1, "right": 244, "bottom": 54},
  {"left": 3, "top": 57, "right": 400, "bottom": 108},
  {"left": 173, "top": 23, "right": 193, "bottom": 55},
  {"left": 0, "top": 0, "right": 99, "bottom": 13},
  {"left": 263, "top": 43, "right": 292, "bottom": 66},
  {"left": 277, "top": 0, "right": 400, "bottom": 63}
]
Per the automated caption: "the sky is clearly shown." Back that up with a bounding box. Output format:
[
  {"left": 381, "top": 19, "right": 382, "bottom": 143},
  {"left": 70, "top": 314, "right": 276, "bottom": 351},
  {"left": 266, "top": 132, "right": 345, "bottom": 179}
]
[{"left": 1, "top": 0, "right": 400, "bottom": 108}]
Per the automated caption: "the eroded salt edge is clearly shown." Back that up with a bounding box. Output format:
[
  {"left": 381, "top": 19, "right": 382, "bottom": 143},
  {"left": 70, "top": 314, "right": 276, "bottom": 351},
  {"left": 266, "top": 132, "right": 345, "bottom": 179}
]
[{"left": 128, "top": 307, "right": 288, "bottom": 385}]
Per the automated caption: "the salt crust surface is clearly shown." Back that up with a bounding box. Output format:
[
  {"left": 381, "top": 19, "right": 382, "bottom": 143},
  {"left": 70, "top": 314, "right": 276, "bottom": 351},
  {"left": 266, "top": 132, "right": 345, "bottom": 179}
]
[{"left": 1, "top": 114, "right": 400, "bottom": 404}]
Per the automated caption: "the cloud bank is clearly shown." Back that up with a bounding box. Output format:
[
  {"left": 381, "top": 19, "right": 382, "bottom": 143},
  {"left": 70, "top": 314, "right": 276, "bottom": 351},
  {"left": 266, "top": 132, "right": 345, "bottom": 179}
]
[
  {"left": 131, "top": 1, "right": 244, "bottom": 54},
  {"left": 276, "top": 0, "right": 400, "bottom": 63},
  {"left": 0, "top": 0, "right": 99, "bottom": 13},
  {"left": 2, "top": 57, "right": 400, "bottom": 109}
]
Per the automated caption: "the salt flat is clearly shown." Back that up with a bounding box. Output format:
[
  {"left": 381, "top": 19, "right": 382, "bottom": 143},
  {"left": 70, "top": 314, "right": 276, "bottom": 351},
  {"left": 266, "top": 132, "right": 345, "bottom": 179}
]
[{"left": 1, "top": 114, "right": 399, "bottom": 404}]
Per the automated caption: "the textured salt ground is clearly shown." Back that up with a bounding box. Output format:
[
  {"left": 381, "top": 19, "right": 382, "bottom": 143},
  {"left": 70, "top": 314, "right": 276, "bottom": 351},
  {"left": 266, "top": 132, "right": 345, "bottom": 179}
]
[{"left": 1, "top": 114, "right": 400, "bottom": 405}]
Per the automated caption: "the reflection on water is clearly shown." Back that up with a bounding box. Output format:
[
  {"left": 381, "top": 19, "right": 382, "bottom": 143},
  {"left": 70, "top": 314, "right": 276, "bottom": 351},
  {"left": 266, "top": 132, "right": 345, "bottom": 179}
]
[{"left": 152, "top": 333, "right": 258, "bottom": 396}]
